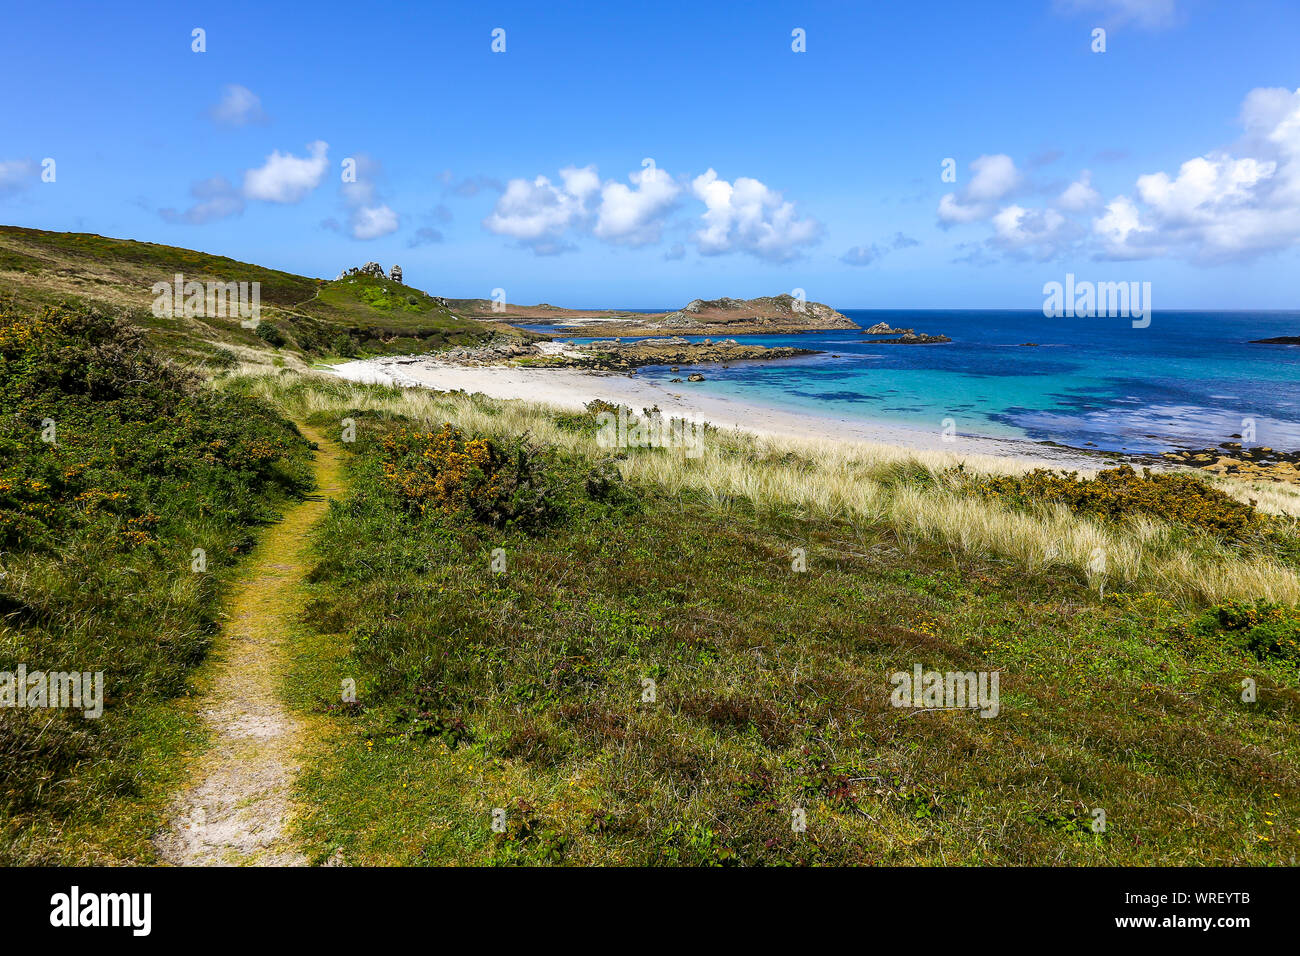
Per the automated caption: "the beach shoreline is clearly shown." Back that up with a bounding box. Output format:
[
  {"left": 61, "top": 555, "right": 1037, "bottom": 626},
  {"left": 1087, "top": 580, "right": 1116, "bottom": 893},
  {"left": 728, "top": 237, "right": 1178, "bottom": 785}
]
[{"left": 326, "top": 354, "right": 1120, "bottom": 470}]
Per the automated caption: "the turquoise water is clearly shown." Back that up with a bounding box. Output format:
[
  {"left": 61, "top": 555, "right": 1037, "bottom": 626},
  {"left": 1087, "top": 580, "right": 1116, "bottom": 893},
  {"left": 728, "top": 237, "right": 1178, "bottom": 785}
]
[{"left": 528, "top": 310, "right": 1300, "bottom": 453}]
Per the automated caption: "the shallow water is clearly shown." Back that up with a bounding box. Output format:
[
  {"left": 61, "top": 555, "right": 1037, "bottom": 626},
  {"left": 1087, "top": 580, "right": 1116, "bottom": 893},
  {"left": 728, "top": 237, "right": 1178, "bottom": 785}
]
[{"left": 527, "top": 310, "right": 1300, "bottom": 453}]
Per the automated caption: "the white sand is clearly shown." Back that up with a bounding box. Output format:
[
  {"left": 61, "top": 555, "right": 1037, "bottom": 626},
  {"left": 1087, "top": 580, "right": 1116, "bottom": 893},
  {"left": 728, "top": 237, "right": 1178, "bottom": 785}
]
[{"left": 326, "top": 354, "right": 1107, "bottom": 469}]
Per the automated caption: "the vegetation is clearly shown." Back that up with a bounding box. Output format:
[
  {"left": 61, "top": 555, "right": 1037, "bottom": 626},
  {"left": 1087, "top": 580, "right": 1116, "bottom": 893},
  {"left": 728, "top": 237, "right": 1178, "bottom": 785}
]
[
  {"left": 969, "top": 465, "right": 1264, "bottom": 541},
  {"left": 0, "top": 225, "right": 503, "bottom": 366},
  {"left": 3, "top": 234, "right": 1299, "bottom": 866},
  {"left": 223, "top": 370, "right": 1300, "bottom": 865},
  {"left": 0, "top": 304, "right": 313, "bottom": 863}
]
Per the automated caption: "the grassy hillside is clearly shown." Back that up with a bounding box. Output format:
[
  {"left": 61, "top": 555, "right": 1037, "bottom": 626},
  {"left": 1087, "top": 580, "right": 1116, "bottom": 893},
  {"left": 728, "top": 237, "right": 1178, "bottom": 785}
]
[
  {"left": 229, "top": 370, "right": 1300, "bottom": 865},
  {"left": 0, "top": 225, "right": 503, "bottom": 367}
]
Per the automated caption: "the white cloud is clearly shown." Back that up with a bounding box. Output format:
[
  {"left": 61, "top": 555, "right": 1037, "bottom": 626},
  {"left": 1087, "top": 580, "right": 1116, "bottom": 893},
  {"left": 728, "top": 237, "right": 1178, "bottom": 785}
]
[
  {"left": 242, "top": 140, "right": 329, "bottom": 203},
  {"left": 0, "top": 159, "right": 39, "bottom": 194},
  {"left": 937, "top": 192, "right": 990, "bottom": 224},
  {"left": 210, "top": 84, "right": 267, "bottom": 126},
  {"left": 989, "top": 204, "right": 1079, "bottom": 258},
  {"left": 690, "top": 169, "right": 821, "bottom": 261},
  {"left": 1092, "top": 87, "right": 1300, "bottom": 261},
  {"left": 937, "top": 154, "right": 1021, "bottom": 224},
  {"left": 1058, "top": 170, "right": 1101, "bottom": 211},
  {"left": 336, "top": 155, "right": 399, "bottom": 240},
  {"left": 1092, "top": 195, "right": 1160, "bottom": 259},
  {"left": 482, "top": 162, "right": 819, "bottom": 260},
  {"left": 967, "top": 154, "right": 1022, "bottom": 201},
  {"left": 593, "top": 162, "right": 681, "bottom": 246},
  {"left": 483, "top": 166, "right": 598, "bottom": 253},
  {"left": 939, "top": 88, "right": 1300, "bottom": 264},
  {"left": 350, "top": 204, "right": 399, "bottom": 240},
  {"left": 160, "top": 175, "right": 245, "bottom": 225}
]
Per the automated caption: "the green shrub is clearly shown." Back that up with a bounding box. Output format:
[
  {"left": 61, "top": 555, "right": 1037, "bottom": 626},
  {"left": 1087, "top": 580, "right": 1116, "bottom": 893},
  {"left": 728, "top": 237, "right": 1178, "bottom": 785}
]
[
  {"left": 1196, "top": 601, "right": 1300, "bottom": 665},
  {"left": 254, "top": 322, "right": 285, "bottom": 347}
]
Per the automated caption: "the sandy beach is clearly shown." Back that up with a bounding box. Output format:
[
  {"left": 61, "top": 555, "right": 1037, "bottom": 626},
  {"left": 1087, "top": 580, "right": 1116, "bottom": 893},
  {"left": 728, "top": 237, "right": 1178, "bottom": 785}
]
[{"left": 326, "top": 354, "right": 1110, "bottom": 469}]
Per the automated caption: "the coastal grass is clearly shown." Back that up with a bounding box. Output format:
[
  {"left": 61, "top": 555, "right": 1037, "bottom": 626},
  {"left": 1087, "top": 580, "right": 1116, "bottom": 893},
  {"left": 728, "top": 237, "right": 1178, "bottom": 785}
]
[
  {"left": 229, "top": 367, "right": 1300, "bottom": 607},
  {"left": 225, "top": 367, "right": 1300, "bottom": 865}
]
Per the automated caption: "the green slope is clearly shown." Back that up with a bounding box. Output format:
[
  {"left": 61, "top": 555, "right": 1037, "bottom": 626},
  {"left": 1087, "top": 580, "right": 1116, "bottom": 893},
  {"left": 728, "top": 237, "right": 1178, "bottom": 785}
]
[{"left": 0, "top": 225, "right": 503, "bottom": 365}]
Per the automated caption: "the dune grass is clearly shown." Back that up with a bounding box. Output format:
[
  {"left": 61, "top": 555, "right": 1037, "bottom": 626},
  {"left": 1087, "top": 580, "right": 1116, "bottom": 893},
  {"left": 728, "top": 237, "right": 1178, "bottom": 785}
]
[{"left": 228, "top": 366, "right": 1300, "bottom": 607}]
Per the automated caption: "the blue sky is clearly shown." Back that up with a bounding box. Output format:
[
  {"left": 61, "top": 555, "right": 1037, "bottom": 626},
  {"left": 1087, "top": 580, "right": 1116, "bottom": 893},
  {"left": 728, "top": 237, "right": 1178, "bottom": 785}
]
[{"left": 2, "top": 0, "right": 1299, "bottom": 308}]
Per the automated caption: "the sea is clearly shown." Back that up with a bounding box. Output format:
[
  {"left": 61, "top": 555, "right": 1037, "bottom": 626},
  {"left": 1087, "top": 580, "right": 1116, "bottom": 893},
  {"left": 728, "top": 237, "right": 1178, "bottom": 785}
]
[{"left": 523, "top": 310, "right": 1300, "bottom": 454}]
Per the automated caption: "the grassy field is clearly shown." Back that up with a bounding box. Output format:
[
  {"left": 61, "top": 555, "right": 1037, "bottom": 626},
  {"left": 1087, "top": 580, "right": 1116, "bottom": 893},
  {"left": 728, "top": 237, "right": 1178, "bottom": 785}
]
[{"left": 228, "top": 368, "right": 1300, "bottom": 865}]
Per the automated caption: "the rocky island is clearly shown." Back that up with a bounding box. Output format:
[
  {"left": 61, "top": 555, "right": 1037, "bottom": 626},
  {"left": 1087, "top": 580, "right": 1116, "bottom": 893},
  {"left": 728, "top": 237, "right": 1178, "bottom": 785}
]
[
  {"left": 445, "top": 293, "right": 859, "bottom": 336},
  {"left": 861, "top": 322, "right": 951, "bottom": 344}
]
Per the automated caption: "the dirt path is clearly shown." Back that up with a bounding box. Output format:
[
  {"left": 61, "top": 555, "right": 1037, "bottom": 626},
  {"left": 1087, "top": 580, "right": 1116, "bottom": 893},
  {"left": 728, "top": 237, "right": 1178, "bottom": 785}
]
[{"left": 154, "top": 423, "right": 343, "bottom": 866}]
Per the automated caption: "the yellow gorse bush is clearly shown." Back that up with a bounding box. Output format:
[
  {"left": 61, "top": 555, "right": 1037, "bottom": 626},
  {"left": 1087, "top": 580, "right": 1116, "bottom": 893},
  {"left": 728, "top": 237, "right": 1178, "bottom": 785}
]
[{"left": 381, "top": 424, "right": 503, "bottom": 518}]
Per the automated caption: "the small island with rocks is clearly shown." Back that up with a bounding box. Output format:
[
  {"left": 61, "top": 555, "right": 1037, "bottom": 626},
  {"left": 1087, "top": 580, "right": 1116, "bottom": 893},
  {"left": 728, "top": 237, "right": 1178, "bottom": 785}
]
[
  {"left": 861, "top": 321, "right": 951, "bottom": 344},
  {"left": 446, "top": 293, "right": 859, "bottom": 337},
  {"left": 862, "top": 323, "right": 952, "bottom": 344}
]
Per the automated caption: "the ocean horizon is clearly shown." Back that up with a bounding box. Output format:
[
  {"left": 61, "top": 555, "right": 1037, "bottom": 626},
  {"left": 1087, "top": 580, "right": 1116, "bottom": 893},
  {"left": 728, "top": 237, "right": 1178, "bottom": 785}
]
[{"left": 527, "top": 309, "right": 1300, "bottom": 454}]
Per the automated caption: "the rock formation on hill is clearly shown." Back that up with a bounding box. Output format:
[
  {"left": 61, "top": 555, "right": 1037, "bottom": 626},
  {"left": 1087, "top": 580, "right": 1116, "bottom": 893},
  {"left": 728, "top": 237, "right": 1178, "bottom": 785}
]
[{"left": 335, "top": 262, "right": 402, "bottom": 281}]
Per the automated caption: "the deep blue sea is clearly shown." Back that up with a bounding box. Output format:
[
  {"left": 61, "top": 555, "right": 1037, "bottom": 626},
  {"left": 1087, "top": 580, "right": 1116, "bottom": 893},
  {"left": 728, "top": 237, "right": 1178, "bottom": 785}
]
[{"left": 525, "top": 310, "right": 1300, "bottom": 453}]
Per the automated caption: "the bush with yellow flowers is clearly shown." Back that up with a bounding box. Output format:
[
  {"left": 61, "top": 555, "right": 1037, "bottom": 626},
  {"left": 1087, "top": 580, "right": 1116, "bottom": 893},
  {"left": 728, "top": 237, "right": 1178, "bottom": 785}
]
[
  {"left": 969, "top": 464, "right": 1262, "bottom": 541},
  {"left": 379, "top": 424, "right": 560, "bottom": 530}
]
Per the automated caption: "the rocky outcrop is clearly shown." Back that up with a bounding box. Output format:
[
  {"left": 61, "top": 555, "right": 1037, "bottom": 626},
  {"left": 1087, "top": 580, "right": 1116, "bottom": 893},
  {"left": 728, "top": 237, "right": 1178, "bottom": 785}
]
[
  {"left": 871, "top": 331, "right": 952, "bottom": 344},
  {"left": 864, "top": 322, "right": 914, "bottom": 334},
  {"left": 1161, "top": 443, "right": 1300, "bottom": 484},
  {"left": 1249, "top": 336, "right": 1300, "bottom": 345},
  {"left": 421, "top": 334, "right": 818, "bottom": 371},
  {"left": 389, "top": 265, "right": 403, "bottom": 283},
  {"left": 335, "top": 262, "right": 400, "bottom": 281},
  {"left": 569, "top": 336, "right": 817, "bottom": 370},
  {"left": 651, "top": 294, "right": 856, "bottom": 334}
]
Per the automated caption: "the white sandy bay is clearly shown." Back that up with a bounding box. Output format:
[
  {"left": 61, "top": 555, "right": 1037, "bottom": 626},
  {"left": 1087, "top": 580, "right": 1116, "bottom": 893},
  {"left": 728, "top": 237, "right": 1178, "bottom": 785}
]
[{"left": 325, "top": 354, "right": 1105, "bottom": 470}]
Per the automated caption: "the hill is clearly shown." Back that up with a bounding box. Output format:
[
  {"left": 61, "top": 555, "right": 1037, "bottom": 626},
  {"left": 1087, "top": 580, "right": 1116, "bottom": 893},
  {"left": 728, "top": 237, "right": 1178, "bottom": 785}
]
[{"left": 0, "top": 225, "right": 508, "bottom": 366}]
